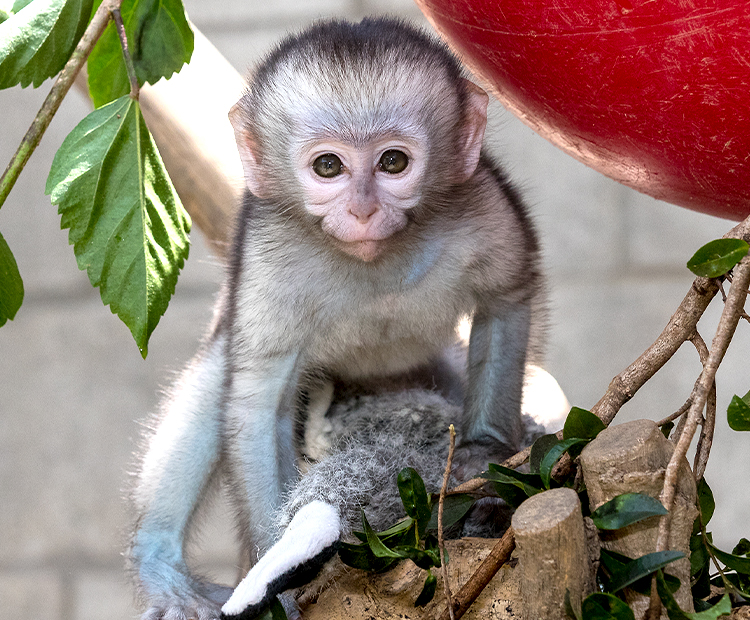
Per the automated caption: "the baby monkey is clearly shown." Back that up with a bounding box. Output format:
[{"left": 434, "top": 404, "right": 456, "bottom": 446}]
[{"left": 129, "top": 16, "right": 545, "bottom": 620}]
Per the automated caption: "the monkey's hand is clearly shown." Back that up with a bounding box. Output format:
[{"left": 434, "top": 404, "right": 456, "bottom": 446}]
[
  {"left": 220, "top": 501, "right": 341, "bottom": 620},
  {"left": 140, "top": 576, "right": 233, "bottom": 620}
]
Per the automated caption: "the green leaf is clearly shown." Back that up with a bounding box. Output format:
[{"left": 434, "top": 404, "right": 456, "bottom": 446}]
[
  {"left": 732, "top": 538, "right": 750, "bottom": 557},
  {"left": 87, "top": 0, "right": 193, "bottom": 107},
  {"left": 482, "top": 463, "right": 544, "bottom": 505},
  {"left": 540, "top": 438, "right": 588, "bottom": 488},
  {"left": 46, "top": 95, "right": 190, "bottom": 357},
  {"left": 253, "top": 597, "right": 288, "bottom": 620},
  {"left": 607, "top": 550, "right": 685, "bottom": 593},
  {"left": 564, "top": 407, "right": 606, "bottom": 441},
  {"left": 362, "top": 512, "right": 405, "bottom": 559},
  {"left": 415, "top": 571, "right": 437, "bottom": 607},
  {"left": 530, "top": 433, "right": 560, "bottom": 474},
  {"left": 0, "top": 0, "right": 94, "bottom": 89},
  {"left": 392, "top": 545, "right": 438, "bottom": 570},
  {"left": 397, "top": 467, "right": 432, "bottom": 537},
  {"left": 337, "top": 541, "right": 397, "bottom": 572},
  {"left": 590, "top": 493, "right": 667, "bottom": 531},
  {"left": 660, "top": 421, "right": 675, "bottom": 439},
  {"left": 727, "top": 392, "right": 750, "bottom": 431},
  {"left": 0, "top": 230, "right": 24, "bottom": 326},
  {"left": 686, "top": 238, "right": 749, "bottom": 278},
  {"left": 707, "top": 539, "right": 750, "bottom": 575},
  {"left": 599, "top": 550, "right": 680, "bottom": 595},
  {"left": 656, "top": 571, "right": 731, "bottom": 619},
  {"left": 427, "top": 494, "right": 475, "bottom": 531},
  {"left": 695, "top": 478, "right": 715, "bottom": 529},
  {"left": 581, "top": 593, "right": 635, "bottom": 620}
]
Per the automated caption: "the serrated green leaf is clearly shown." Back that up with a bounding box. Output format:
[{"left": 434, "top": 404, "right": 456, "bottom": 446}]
[
  {"left": 46, "top": 95, "right": 190, "bottom": 357},
  {"left": 591, "top": 493, "right": 667, "bottom": 531},
  {"left": 415, "top": 572, "right": 437, "bottom": 607},
  {"left": 0, "top": 0, "right": 93, "bottom": 89},
  {"left": 540, "top": 437, "right": 588, "bottom": 488},
  {"left": 686, "top": 238, "right": 749, "bottom": 278},
  {"left": 530, "top": 433, "right": 559, "bottom": 474},
  {"left": 397, "top": 467, "right": 431, "bottom": 537},
  {"left": 0, "top": 230, "right": 24, "bottom": 326},
  {"left": 564, "top": 407, "right": 606, "bottom": 441},
  {"left": 427, "top": 493, "right": 475, "bottom": 531},
  {"left": 581, "top": 593, "right": 635, "bottom": 620},
  {"left": 87, "top": 0, "right": 193, "bottom": 107},
  {"left": 727, "top": 392, "right": 750, "bottom": 431},
  {"left": 656, "top": 571, "right": 731, "bottom": 619},
  {"left": 607, "top": 551, "right": 685, "bottom": 593}
]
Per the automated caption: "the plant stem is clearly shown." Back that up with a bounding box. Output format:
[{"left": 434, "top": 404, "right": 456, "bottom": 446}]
[
  {"left": 648, "top": 250, "right": 750, "bottom": 620},
  {"left": 112, "top": 8, "right": 139, "bottom": 99},
  {"left": 438, "top": 425, "right": 457, "bottom": 620},
  {"left": 0, "top": 0, "right": 123, "bottom": 210}
]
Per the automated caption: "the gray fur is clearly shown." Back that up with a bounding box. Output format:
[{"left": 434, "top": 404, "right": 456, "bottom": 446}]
[{"left": 129, "top": 16, "right": 547, "bottom": 620}]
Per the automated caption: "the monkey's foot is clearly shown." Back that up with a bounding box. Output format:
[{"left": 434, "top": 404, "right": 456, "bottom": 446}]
[{"left": 221, "top": 501, "right": 341, "bottom": 620}]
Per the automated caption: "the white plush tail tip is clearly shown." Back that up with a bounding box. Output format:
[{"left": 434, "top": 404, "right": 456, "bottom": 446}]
[{"left": 222, "top": 501, "right": 341, "bottom": 616}]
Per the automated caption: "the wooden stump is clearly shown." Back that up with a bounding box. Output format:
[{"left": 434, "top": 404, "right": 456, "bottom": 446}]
[
  {"left": 579, "top": 419, "right": 698, "bottom": 618},
  {"left": 511, "top": 487, "right": 596, "bottom": 620}
]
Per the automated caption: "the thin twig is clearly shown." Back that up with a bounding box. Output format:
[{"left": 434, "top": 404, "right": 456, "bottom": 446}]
[
  {"left": 648, "top": 252, "right": 750, "bottom": 620},
  {"left": 435, "top": 527, "right": 515, "bottom": 620},
  {"left": 655, "top": 397, "right": 693, "bottom": 428},
  {"left": 0, "top": 0, "right": 123, "bottom": 209},
  {"left": 438, "top": 425, "right": 457, "bottom": 620},
  {"left": 112, "top": 8, "right": 139, "bottom": 99},
  {"left": 688, "top": 332, "right": 715, "bottom": 480}
]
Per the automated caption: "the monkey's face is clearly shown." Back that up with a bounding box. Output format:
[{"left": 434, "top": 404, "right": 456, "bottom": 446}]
[{"left": 292, "top": 132, "right": 429, "bottom": 262}]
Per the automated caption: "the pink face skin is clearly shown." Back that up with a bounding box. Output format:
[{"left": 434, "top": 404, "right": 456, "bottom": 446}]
[{"left": 293, "top": 136, "right": 429, "bottom": 262}]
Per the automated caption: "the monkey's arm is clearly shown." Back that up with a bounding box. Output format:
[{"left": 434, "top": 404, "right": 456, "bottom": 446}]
[
  {"left": 130, "top": 332, "right": 232, "bottom": 620},
  {"left": 463, "top": 302, "right": 531, "bottom": 454},
  {"left": 223, "top": 351, "right": 303, "bottom": 556}
]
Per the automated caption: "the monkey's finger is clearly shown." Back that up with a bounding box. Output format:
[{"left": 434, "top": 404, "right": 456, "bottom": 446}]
[{"left": 220, "top": 501, "right": 341, "bottom": 619}]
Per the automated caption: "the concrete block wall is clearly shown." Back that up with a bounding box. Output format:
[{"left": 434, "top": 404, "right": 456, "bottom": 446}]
[{"left": 1, "top": 1, "right": 747, "bottom": 618}]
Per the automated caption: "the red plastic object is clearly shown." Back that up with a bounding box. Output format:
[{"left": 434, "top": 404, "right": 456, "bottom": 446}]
[{"left": 415, "top": 0, "right": 750, "bottom": 220}]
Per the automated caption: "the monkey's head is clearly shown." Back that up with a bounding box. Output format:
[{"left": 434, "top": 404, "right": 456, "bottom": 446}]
[{"left": 230, "top": 18, "right": 488, "bottom": 262}]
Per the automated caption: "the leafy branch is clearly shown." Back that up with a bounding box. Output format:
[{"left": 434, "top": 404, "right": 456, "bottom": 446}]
[{"left": 0, "top": 0, "right": 194, "bottom": 354}]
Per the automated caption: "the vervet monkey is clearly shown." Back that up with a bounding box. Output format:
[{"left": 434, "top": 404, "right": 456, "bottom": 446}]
[{"left": 129, "top": 17, "right": 547, "bottom": 620}]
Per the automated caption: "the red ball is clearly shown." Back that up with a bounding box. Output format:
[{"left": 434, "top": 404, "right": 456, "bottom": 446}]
[{"left": 416, "top": 0, "right": 750, "bottom": 220}]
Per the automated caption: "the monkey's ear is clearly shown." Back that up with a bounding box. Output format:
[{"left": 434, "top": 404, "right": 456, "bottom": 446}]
[
  {"left": 458, "top": 79, "right": 489, "bottom": 182},
  {"left": 229, "top": 102, "right": 268, "bottom": 198}
]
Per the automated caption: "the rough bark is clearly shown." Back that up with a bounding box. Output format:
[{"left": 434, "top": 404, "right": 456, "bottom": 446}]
[
  {"left": 579, "top": 419, "right": 697, "bottom": 618},
  {"left": 512, "top": 488, "right": 596, "bottom": 620}
]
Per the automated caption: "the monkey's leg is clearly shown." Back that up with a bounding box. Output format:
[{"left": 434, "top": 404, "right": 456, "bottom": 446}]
[
  {"left": 130, "top": 333, "right": 232, "bottom": 620},
  {"left": 459, "top": 303, "right": 531, "bottom": 474},
  {"left": 223, "top": 353, "right": 303, "bottom": 561}
]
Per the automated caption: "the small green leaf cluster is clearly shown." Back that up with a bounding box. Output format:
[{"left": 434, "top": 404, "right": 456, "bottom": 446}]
[
  {"left": 691, "top": 478, "right": 750, "bottom": 613},
  {"left": 338, "top": 467, "right": 475, "bottom": 607},
  {"left": 686, "top": 238, "right": 749, "bottom": 278},
  {"left": 0, "top": 0, "right": 195, "bottom": 355}
]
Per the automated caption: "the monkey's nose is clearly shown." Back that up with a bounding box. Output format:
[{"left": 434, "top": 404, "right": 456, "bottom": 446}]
[{"left": 348, "top": 202, "right": 378, "bottom": 223}]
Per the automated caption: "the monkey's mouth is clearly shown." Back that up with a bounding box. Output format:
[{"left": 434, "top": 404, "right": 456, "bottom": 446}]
[{"left": 335, "top": 239, "right": 385, "bottom": 262}]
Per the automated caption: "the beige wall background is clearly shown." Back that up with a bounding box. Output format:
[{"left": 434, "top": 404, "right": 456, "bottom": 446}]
[{"left": 1, "top": 1, "right": 748, "bottom": 618}]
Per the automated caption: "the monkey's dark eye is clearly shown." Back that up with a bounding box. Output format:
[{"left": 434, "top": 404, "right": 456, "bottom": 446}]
[
  {"left": 312, "top": 154, "right": 343, "bottom": 178},
  {"left": 379, "top": 150, "right": 409, "bottom": 174}
]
